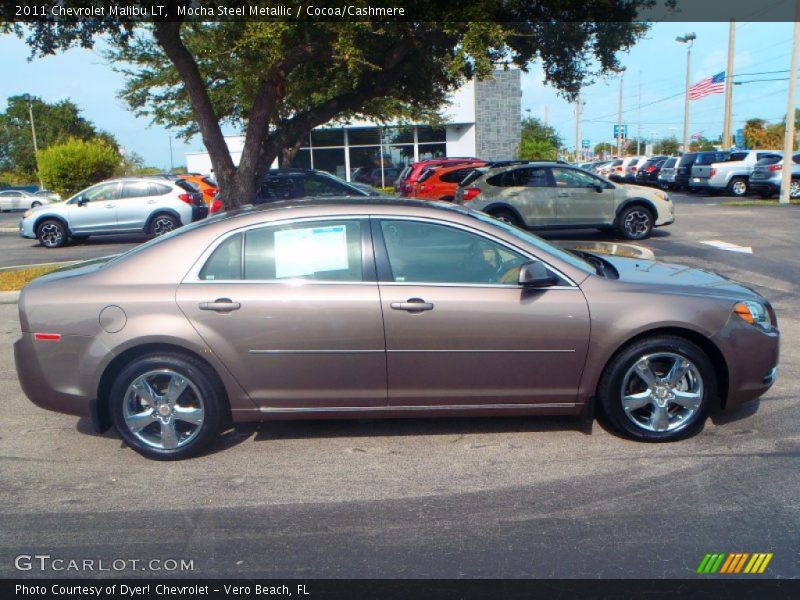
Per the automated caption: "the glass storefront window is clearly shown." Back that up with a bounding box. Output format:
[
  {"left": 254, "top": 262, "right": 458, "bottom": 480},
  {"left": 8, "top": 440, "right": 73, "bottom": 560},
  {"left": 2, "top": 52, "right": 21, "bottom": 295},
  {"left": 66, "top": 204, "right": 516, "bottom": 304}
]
[
  {"left": 310, "top": 129, "right": 344, "bottom": 147},
  {"left": 418, "top": 143, "right": 447, "bottom": 161},
  {"left": 382, "top": 126, "right": 415, "bottom": 145},
  {"left": 312, "top": 147, "right": 347, "bottom": 179},
  {"left": 348, "top": 128, "right": 380, "bottom": 146},
  {"left": 416, "top": 126, "right": 446, "bottom": 143}
]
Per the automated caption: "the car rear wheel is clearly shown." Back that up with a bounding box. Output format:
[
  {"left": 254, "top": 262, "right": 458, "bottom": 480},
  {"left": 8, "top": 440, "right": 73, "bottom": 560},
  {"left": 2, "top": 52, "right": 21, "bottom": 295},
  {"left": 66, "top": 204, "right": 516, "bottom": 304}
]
[
  {"left": 790, "top": 180, "right": 800, "bottom": 199},
  {"left": 727, "top": 177, "right": 749, "bottom": 197},
  {"left": 149, "top": 213, "right": 179, "bottom": 237},
  {"left": 110, "top": 353, "right": 225, "bottom": 460},
  {"left": 617, "top": 205, "right": 653, "bottom": 240},
  {"left": 36, "top": 219, "right": 67, "bottom": 248},
  {"left": 597, "top": 335, "right": 715, "bottom": 442},
  {"left": 488, "top": 208, "right": 523, "bottom": 228}
]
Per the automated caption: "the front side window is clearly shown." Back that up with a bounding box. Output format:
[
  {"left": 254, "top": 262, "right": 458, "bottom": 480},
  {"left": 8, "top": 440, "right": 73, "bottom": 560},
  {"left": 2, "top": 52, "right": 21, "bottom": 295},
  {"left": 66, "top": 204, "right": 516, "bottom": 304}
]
[
  {"left": 380, "top": 220, "right": 527, "bottom": 285},
  {"left": 245, "top": 220, "right": 363, "bottom": 281},
  {"left": 79, "top": 183, "right": 120, "bottom": 203},
  {"left": 551, "top": 167, "right": 601, "bottom": 189}
]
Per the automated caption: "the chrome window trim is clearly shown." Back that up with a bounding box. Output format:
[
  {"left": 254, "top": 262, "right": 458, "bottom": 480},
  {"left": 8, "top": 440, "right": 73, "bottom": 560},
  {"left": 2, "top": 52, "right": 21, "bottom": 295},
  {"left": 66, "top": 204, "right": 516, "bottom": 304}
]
[{"left": 182, "top": 212, "right": 578, "bottom": 288}]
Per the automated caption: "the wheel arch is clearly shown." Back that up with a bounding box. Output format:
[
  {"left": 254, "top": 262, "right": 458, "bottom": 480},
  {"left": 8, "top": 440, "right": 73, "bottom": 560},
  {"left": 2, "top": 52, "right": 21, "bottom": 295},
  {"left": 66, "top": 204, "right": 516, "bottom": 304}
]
[
  {"left": 593, "top": 326, "right": 730, "bottom": 411},
  {"left": 32, "top": 213, "right": 70, "bottom": 235},
  {"left": 482, "top": 202, "right": 525, "bottom": 224},
  {"left": 94, "top": 342, "right": 232, "bottom": 433},
  {"left": 615, "top": 198, "right": 657, "bottom": 222}
]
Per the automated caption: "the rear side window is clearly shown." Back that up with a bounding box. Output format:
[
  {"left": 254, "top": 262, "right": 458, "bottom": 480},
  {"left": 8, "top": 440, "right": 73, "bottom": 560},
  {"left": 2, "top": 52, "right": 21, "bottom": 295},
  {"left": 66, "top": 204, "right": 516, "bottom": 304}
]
[
  {"left": 120, "top": 182, "right": 151, "bottom": 199},
  {"left": 487, "top": 167, "right": 548, "bottom": 188},
  {"left": 678, "top": 154, "right": 697, "bottom": 166},
  {"left": 260, "top": 178, "right": 297, "bottom": 200},
  {"left": 243, "top": 220, "right": 363, "bottom": 281},
  {"left": 417, "top": 168, "right": 436, "bottom": 183},
  {"left": 757, "top": 153, "right": 781, "bottom": 162},
  {"left": 175, "top": 180, "right": 198, "bottom": 193},
  {"left": 439, "top": 168, "right": 476, "bottom": 184},
  {"left": 727, "top": 152, "right": 748, "bottom": 161},
  {"left": 148, "top": 183, "right": 172, "bottom": 196},
  {"left": 199, "top": 233, "right": 243, "bottom": 281}
]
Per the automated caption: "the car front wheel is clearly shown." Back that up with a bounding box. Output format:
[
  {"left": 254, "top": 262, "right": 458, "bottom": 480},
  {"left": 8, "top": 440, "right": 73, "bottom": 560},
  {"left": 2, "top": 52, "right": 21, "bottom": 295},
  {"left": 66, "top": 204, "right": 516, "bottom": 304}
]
[
  {"left": 597, "top": 335, "right": 715, "bottom": 442},
  {"left": 617, "top": 205, "right": 653, "bottom": 240},
  {"left": 36, "top": 219, "right": 67, "bottom": 248},
  {"left": 110, "top": 353, "right": 225, "bottom": 460}
]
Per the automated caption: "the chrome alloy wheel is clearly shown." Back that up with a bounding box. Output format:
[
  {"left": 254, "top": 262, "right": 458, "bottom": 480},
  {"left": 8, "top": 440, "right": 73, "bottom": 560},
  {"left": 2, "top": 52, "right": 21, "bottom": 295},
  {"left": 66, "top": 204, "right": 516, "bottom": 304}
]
[
  {"left": 152, "top": 216, "right": 176, "bottom": 236},
  {"left": 623, "top": 209, "right": 650, "bottom": 238},
  {"left": 620, "top": 352, "right": 704, "bottom": 433},
  {"left": 39, "top": 223, "right": 63, "bottom": 247},
  {"left": 731, "top": 180, "right": 747, "bottom": 196},
  {"left": 122, "top": 369, "right": 205, "bottom": 450},
  {"left": 790, "top": 180, "right": 800, "bottom": 199}
]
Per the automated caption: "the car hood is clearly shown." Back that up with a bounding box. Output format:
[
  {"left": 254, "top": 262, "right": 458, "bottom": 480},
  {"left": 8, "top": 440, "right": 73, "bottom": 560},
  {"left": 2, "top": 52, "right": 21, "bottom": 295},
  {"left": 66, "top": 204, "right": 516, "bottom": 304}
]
[
  {"left": 621, "top": 183, "right": 664, "bottom": 198},
  {"left": 598, "top": 254, "right": 763, "bottom": 301}
]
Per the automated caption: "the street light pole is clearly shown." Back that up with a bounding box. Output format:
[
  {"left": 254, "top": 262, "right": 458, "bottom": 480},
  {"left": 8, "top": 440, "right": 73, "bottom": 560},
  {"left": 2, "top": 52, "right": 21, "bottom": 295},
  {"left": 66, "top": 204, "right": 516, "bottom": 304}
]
[
  {"left": 722, "top": 21, "right": 736, "bottom": 148},
  {"left": 779, "top": 1, "right": 800, "bottom": 205},
  {"left": 676, "top": 33, "right": 696, "bottom": 153},
  {"left": 26, "top": 97, "right": 44, "bottom": 190}
]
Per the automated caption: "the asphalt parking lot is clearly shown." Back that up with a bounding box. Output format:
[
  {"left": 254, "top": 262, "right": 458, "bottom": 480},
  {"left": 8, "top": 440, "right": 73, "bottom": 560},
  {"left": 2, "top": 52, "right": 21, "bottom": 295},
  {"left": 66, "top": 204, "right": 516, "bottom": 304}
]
[{"left": 0, "top": 193, "right": 798, "bottom": 578}]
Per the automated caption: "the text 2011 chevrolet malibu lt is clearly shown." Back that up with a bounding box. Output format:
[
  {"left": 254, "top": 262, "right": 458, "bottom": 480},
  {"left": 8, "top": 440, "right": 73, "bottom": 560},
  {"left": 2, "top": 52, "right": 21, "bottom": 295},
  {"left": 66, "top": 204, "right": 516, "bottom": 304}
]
[{"left": 15, "top": 199, "right": 779, "bottom": 460}]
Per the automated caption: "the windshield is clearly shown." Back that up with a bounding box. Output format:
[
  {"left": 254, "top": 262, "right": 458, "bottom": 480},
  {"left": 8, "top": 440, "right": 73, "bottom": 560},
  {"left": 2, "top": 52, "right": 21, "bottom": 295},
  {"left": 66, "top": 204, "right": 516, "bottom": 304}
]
[{"left": 468, "top": 210, "right": 594, "bottom": 275}]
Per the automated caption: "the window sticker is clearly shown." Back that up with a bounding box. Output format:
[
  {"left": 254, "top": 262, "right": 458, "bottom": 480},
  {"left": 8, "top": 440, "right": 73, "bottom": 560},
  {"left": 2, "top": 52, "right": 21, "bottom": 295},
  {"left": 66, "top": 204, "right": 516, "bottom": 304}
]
[{"left": 274, "top": 225, "right": 349, "bottom": 278}]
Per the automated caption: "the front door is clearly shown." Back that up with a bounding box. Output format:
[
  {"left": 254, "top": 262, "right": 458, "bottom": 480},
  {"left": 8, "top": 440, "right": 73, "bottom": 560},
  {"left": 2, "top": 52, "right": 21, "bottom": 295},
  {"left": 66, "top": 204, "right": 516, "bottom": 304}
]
[
  {"left": 374, "top": 218, "right": 591, "bottom": 407},
  {"left": 67, "top": 182, "right": 120, "bottom": 232},
  {"left": 117, "top": 180, "right": 158, "bottom": 230},
  {"left": 176, "top": 218, "right": 387, "bottom": 410},
  {"left": 550, "top": 167, "right": 615, "bottom": 226}
]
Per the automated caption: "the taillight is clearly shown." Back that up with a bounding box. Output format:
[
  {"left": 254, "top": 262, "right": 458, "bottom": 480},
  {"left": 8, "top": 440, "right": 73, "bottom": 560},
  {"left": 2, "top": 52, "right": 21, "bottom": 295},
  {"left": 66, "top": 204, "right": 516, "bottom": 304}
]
[
  {"left": 178, "top": 193, "right": 194, "bottom": 205},
  {"left": 630, "top": 166, "right": 638, "bottom": 172},
  {"left": 34, "top": 333, "right": 61, "bottom": 342},
  {"left": 203, "top": 188, "right": 216, "bottom": 197},
  {"left": 210, "top": 199, "right": 223, "bottom": 213},
  {"left": 710, "top": 168, "right": 716, "bottom": 177},
  {"left": 462, "top": 187, "right": 482, "bottom": 202},
  {"left": 645, "top": 166, "right": 656, "bottom": 173},
  {"left": 768, "top": 164, "right": 783, "bottom": 171},
  {"left": 615, "top": 166, "right": 622, "bottom": 172}
]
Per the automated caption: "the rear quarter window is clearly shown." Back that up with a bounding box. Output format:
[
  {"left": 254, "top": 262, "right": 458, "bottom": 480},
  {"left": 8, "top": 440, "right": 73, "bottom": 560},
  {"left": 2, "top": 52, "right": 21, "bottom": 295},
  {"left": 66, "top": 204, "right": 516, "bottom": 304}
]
[{"left": 175, "top": 180, "right": 198, "bottom": 192}]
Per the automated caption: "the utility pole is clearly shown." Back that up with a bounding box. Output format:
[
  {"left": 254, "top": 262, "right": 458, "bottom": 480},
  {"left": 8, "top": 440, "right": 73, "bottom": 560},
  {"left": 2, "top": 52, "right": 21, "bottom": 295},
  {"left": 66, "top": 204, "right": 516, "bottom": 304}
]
[
  {"left": 722, "top": 21, "right": 736, "bottom": 148},
  {"left": 617, "top": 68, "right": 625, "bottom": 156},
  {"left": 780, "top": 1, "right": 800, "bottom": 205},
  {"left": 544, "top": 105, "right": 549, "bottom": 127},
  {"left": 676, "top": 33, "right": 696, "bottom": 153},
  {"left": 169, "top": 136, "right": 174, "bottom": 172},
  {"left": 575, "top": 92, "right": 582, "bottom": 162},
  {"left": 636, "top": 70, "right": 642, "bottom": 155},
  {"left": 26, "top": 97, "right": 44, "bottom": 190}
]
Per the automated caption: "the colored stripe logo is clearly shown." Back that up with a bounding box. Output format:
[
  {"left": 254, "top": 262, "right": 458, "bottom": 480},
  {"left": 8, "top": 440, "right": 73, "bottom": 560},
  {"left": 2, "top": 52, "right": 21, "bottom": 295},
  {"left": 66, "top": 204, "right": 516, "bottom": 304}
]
[{"left": 697, "top": 553, "right": 773, "bottom": 574}]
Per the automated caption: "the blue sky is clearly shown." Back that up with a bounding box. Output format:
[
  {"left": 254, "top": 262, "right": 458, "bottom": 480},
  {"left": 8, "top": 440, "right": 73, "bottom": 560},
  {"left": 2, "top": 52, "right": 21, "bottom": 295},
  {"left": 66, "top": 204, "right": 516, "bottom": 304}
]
[{"left": 1, "top": 21, "right": 796, "bottom": 167}]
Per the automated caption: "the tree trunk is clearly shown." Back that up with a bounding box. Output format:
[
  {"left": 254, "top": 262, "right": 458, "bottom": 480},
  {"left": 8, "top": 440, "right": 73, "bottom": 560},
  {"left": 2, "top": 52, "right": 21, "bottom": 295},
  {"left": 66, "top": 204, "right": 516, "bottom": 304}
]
[{"left": 280, "top": 140, "right": 303, "bottom": 168}]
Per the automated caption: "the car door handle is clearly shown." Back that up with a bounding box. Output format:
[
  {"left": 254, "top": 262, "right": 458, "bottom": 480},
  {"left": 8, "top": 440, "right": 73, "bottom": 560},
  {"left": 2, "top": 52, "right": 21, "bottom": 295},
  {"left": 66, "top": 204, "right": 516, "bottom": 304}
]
[
  {"left": 557, "top": 192, "right": 570, "bottom": 197},
  {"left": 391, "top": 298, "right": 434, "bottom": 312},
  {"left": 104, "top": 204, "right": 115, "bottom": 208},
  {"left": 199, "top": 298, "right": 241, "bottom": 312}
]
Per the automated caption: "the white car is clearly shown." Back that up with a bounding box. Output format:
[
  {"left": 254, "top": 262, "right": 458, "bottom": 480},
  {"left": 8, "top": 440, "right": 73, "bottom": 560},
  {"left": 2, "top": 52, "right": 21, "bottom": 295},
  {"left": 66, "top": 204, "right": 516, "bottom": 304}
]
[
  {"left": 0, "top": 189, "right": 52, "bottom": 211},
  {"left": 19, "top": 177, "right": 208, "bottom": 248}
]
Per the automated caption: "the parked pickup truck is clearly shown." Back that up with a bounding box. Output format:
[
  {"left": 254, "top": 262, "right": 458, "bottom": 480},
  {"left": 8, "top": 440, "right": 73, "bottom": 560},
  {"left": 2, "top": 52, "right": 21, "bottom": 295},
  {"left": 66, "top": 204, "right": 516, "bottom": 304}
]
[
  {"left": 687, "top": 151, "right": 729, "bottom": 193},
  {"left": 702, "top": 150, "right": 782, "bottom": 197}
]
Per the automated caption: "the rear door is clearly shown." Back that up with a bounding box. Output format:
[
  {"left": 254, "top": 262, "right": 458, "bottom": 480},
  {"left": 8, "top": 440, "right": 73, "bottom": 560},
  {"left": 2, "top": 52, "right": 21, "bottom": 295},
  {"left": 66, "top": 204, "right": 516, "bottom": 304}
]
[
  {"left": 550, "top": 167, "right": 615, "bottom": 226},
  {"left": 117, "top": 181, "right": 160, "bottom": 230},
  {"left": 485, "top": 167, "right": 556, "bottom": 226},
  {"left": 176, "top": 217, "right": 387, "bottom": 410}
]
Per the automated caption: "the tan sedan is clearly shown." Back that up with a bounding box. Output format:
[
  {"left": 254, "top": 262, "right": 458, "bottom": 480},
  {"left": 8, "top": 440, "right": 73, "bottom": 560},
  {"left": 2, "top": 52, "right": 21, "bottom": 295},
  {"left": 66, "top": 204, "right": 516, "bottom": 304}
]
[{"left": 15, "top": 199, "right": 778, "bottom": 459}]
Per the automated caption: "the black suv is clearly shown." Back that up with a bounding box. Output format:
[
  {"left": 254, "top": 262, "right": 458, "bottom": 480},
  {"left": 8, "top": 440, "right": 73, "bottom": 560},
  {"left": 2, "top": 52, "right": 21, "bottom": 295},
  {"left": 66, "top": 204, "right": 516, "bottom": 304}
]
[{"left": 255, "top": 169, "right": 378, "bottom": 203}]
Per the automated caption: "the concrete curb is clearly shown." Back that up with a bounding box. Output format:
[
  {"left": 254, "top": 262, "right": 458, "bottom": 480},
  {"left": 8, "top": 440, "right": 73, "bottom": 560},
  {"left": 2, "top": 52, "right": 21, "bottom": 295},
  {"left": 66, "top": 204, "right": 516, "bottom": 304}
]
[
  {"left": 0, "top": 291, "right": 20, "bottom": 304},
  {"left": 0, "top": 228, "right": 19, "bottom": 233}
]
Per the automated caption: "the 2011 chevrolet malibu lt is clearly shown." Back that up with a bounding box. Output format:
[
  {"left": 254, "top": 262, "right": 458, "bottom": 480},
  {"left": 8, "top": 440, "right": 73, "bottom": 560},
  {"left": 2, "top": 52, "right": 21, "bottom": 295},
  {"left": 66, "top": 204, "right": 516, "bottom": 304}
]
[{"left": 14, "top": 199, "right": 779, "bottom": 460}]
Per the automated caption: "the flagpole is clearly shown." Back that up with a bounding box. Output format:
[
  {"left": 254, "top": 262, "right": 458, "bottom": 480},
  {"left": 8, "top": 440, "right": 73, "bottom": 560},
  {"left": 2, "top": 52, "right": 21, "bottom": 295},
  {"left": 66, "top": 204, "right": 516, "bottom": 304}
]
[
  {"left": 722, "top": 21, "right": 736, "bottom": 148},
  {"left": 779, "top": 1, "right": 800, "bottom": 205},
  {"left": 676, "top": 33, "right": 696, "bottom": 153}
]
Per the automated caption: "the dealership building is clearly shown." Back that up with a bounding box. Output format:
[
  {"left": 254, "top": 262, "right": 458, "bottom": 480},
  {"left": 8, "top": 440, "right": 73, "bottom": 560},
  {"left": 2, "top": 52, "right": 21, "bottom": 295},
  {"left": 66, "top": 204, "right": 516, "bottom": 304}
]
[{"left": 185, "top": 69, "right": 521, "bottom": 185}]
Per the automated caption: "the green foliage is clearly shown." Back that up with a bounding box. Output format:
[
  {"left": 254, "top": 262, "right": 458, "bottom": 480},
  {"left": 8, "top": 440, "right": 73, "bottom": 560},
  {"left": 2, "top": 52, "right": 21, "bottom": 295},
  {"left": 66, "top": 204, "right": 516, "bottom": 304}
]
[
  {"left": 519, "top": 138, "right": 558, "bottom": 161},
  {"left": 0, "top": 95, "right": 116, "bottom": 176},
  {"left": 688, "top": 137, "right": 718, "bottom": 152},
  {"left": 593, "top": 142, "right": 615, "bottom": 156},
  {"left": 653, "top": 136, "right": 680, "bottom": 156},
  {"left": 37, "top": 137, "right": 121, "bottom": 198},
  {"left": 743, "top": 119, "right": 791, "bottom": 149}
]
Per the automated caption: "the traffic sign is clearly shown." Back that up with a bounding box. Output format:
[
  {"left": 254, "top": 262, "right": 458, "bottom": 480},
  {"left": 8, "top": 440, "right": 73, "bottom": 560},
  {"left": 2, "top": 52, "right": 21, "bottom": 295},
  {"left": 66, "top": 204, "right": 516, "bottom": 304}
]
[
  {"left": 613, "top": 124, "right": 628, "bottom": 139},
  {"left": 581, "top": 139, "right": 590, "bottom": 148}
]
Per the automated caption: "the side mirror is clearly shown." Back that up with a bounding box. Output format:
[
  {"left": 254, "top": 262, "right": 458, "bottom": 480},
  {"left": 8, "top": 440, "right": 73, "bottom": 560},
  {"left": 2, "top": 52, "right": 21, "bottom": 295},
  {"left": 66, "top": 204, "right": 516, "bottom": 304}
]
[
  {"left": 76, "top": 196, "right": 87, "bottom": 206},
  {"left": 518, "top": 261, "right": 558, "bottom": 288},
  {"left": 592, "top": 183, "right": 604, "bottom": 193}
]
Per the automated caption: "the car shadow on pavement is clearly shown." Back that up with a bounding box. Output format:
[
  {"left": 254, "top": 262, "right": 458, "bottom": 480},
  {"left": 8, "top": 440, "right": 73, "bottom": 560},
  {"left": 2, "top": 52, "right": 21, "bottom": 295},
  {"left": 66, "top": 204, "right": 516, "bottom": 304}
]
[
  {"left": 246, "top": 415, "right": 592, "bottom": 443},
  {"left": 539, "top": 228, "right": 670, "bottom": 242}
]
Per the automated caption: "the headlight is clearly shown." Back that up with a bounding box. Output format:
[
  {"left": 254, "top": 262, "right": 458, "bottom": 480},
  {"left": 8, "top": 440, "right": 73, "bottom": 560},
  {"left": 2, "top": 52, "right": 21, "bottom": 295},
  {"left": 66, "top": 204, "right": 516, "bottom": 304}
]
[
  {"left": 23, "top": 209, "right": 32, "bottom": 218},
  {"left": 734, "top": 301, "right": 772, "bottom": 331},
  {"left": 654, "top": 191, "right": 670, "bottom": 202}
]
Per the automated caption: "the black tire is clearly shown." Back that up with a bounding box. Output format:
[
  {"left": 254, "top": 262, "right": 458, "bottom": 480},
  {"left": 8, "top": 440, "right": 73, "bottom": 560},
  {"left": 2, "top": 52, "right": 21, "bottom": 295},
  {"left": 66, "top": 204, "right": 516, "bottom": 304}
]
[
  {"left": 110, "top": 353, "right": 226, "bottom": 460},
  {"left": 727, "top": 177, "right": 749, "bottom": 197},
  {"left": 36, "top": 219, "right": 67, "bottom": 248},
  {"left": 488, "top": 208, "right": 523, "bottom": 228},
  {"left": 148, "top": 213, "right": 180, "bottom": 237},
  {"left": 617, "top": 205, "right": 654, "bottom": 240},
  {"left": 597, "top": 335, "right": 716, "bottom": 442}
]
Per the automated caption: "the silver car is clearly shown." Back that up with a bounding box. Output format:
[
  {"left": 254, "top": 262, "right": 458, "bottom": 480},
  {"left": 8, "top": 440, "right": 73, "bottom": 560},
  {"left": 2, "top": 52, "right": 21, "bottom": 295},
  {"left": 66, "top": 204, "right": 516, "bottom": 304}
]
[
  {"left": 749, "top": 153, "right": 800, "bottom": 199},
  {"left": 657, "top": 157, "right": 679, "bottom": 189},
  {"left": 19, "top": 177, "right": 208, "bottom": 248},
  {"left": 455, "top": 162, "right": 674, "bottom": 240},
  {"left": 0, "top": 189, "right": 52, "bottom": 211}
]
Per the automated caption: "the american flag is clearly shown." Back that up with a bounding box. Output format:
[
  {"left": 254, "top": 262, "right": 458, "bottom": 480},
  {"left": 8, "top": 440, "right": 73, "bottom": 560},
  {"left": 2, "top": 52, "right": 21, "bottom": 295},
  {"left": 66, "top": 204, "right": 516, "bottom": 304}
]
[{"left": 689, "top": 71, "right": 726, "bottom": 100}]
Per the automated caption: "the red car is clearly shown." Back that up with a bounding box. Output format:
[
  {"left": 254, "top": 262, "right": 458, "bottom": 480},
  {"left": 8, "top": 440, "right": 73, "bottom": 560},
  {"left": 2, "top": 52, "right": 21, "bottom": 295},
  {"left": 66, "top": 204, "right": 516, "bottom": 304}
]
[
  {"left": 395, "top": 157, "right": 481, "bottom": 197},
  {"left": 412, "top": 162, "right": 487, "bottom": 201}
]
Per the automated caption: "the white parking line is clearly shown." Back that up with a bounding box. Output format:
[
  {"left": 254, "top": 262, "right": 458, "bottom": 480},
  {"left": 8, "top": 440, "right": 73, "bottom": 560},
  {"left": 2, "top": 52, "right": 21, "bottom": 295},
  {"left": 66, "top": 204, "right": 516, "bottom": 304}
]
[{"left": 699, "top": 240, "right": 753, "bottom": 254}]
